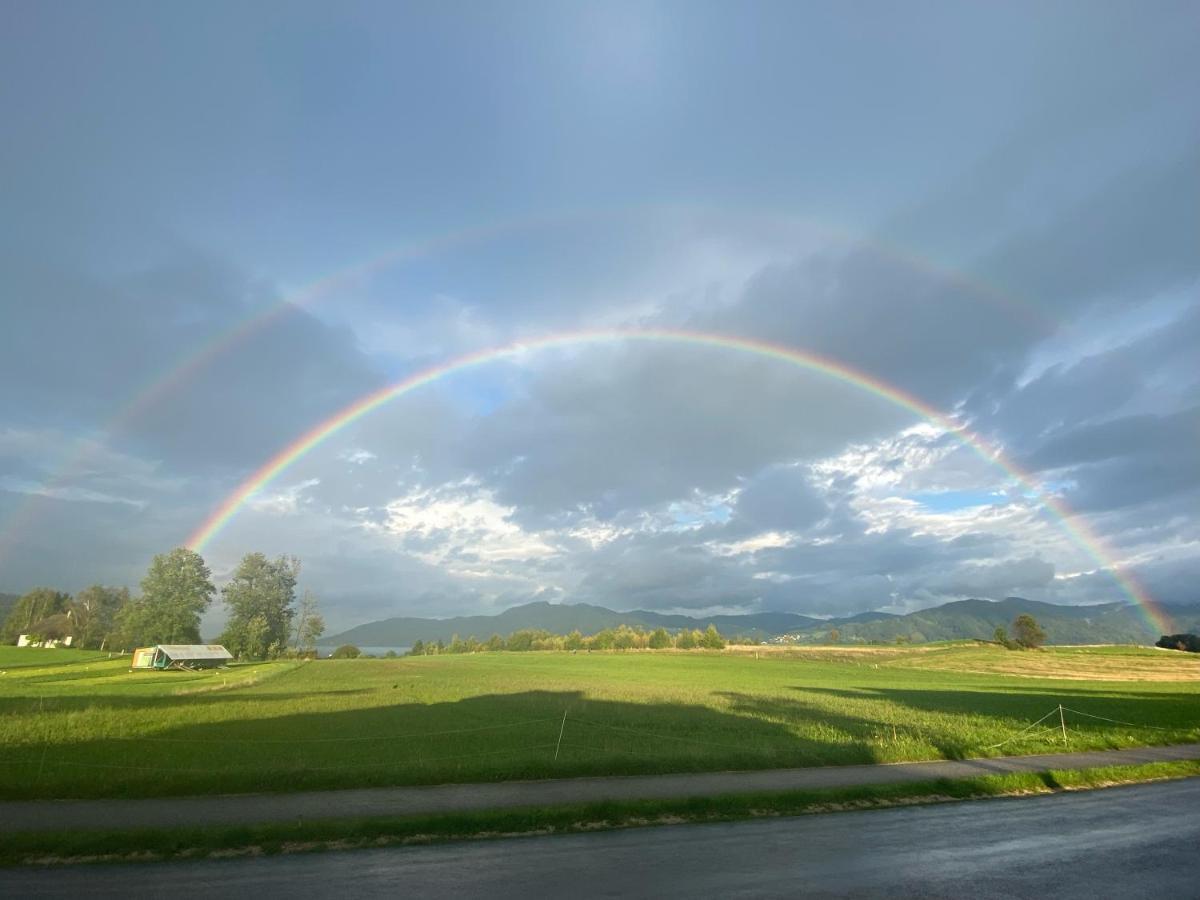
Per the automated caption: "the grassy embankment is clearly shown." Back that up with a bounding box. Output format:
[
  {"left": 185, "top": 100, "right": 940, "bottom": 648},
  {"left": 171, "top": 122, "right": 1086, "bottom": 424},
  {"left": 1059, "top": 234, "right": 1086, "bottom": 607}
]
[
  {"left": 1, "top": 642, "right": 1197, "bottom": 802},
  {"left": 7, "top": 758, "right": 1200, "bottom": 866}
]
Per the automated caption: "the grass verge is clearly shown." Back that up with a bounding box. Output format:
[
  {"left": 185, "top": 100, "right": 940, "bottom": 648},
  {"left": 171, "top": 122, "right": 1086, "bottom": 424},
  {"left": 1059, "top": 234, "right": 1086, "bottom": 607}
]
[{"left": 6, "top": 760, "right": 1199, "bottom": 868}]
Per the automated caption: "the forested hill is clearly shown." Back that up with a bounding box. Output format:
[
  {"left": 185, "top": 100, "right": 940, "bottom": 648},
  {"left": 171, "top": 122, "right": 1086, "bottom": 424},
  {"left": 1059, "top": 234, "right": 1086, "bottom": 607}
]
[
  {"left": 782, "top": 597, "right": 1200, "bottom": 646},
  {"left": 321, "top": 597, "right": 1200, "bottom": 648},
  {"left": 321, "top": 601, "right": 832, "bottom": 647}
]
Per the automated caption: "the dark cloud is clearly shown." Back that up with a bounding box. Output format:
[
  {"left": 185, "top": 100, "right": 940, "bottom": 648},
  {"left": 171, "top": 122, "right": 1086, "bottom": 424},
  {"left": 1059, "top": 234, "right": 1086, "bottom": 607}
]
[
  {"left": 733, "top": 465, "right": 827, "bottom": 533},
  {"left": 1, "top": 4, "right": 1196, "bottom": 626},
  {"left": 460, "top": 344, "right": 911, "bottom": 524}
]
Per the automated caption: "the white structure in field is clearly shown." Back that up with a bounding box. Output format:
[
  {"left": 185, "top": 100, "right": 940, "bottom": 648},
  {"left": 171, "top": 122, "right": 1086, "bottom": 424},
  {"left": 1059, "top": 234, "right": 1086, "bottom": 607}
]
[
  {"left": 130, "top": 644, "right": 232, "bottom": 670},
  {"left": 16, "top": 634, "right": 73, "bottom": 648}
]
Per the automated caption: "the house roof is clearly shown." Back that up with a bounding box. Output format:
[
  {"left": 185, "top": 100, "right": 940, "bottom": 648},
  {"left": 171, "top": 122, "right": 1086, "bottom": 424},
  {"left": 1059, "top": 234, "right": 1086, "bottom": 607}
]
[{"left": 155, "top": 644, "right": 233, "bottom": 660}]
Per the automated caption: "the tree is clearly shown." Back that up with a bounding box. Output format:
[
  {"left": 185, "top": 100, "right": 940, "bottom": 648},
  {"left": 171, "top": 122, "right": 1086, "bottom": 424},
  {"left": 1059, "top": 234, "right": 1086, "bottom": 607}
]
[
  {"left": 70, "top": 585, "right": 129, "bottom": 649},
  {"left": 589, "top": 628, "right": 616, "bottom": 650},
  {"left": 330, "top": 644, "right": 361, "bottom": 659},
  {"left": 219, "top": 553, "right": 299, "bottom": 659},
  {"left": 27, "top": 612, "right": 73, "bottom": 643},
  {"left": 128, "top": 548, "right": 216, "bottom": 646},
  {"left": 485, "top": 633, "right": 505, "bottom": 652},
  {"left": 675, "top": 628, "right": 697, "bottom": 650},
  {"left": 506, "top": 630, "right": 535, "bottom": 651},
  {"left": 1156, "top": 633, "right": 1200, "bottom": 653},
  {"left": 702, "top": 624, "right": 726, "bottom": 649},
  {"left": 648, "top": 627, "right": 672, "bottom": 649},
  {"left": 2, "top": 588, "right": 70, "bottom": 643},
  {"left": 1012, "top": 614, "right": 1046, "bottom": 649},
  {"left": 409, "top": 639, "right": 426, "bottom": 656},
  {"left": 828, "top": 628, "right": 840, "bottom": 644},
  {"left": 564, "top": 630, "right": 585, "bottom": 651},
  {"left": 293, "top": 590, "right": 324, "bottom": 655},
  {"left": 613, "top": 625, "right": 637, "bottom": 650}
]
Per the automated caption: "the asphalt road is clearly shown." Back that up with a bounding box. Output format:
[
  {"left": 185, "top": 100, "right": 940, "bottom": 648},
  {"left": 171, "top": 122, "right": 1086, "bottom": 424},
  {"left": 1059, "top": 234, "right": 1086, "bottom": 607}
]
[
  {"left": 4, "top": 742, "right": 1199, "bottom": 833},
  {"left": 5, "top": 777, "right": 1197, "bottom": 898}
]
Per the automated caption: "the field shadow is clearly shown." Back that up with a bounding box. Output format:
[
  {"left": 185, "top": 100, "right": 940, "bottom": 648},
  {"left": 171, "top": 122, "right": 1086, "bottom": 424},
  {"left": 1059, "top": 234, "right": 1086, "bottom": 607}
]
[
  {"left": 797, "top": 684, "right": 1198, "bottom": 723},
  {"left": 0, "top": 689, "right": 373, "bottom": 718},
  {"left": 0, "top": 689, "right": 876, "bottom": 801},
  {"left": 791, "top": 684, "right": 1199, "bottom": 758}
]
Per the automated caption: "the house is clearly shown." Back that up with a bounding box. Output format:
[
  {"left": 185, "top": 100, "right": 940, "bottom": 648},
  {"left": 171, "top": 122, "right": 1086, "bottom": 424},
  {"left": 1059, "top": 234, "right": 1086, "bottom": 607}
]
[{"left": 130, "top": 644, "right": 232, "bottom": 670}]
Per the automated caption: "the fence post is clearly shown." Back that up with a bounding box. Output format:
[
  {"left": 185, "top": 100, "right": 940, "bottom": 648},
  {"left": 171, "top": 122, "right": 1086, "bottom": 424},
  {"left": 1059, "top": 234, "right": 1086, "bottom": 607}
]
[
  {"left": 1059, "top": 704, "right": 1067, "bottom": 744},
  {"left": 554, "top": 708, "right": 568, "bottom": 761}
]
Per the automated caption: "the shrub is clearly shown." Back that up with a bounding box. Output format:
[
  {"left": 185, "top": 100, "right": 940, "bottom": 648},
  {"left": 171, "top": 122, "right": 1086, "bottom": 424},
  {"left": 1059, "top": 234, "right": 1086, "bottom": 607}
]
[
  {"left": 329, "top": 644, "right": 361, "bottom": 659},
  {"left": 1156, "top": 633, "right": 1200, "bottom": 653}
]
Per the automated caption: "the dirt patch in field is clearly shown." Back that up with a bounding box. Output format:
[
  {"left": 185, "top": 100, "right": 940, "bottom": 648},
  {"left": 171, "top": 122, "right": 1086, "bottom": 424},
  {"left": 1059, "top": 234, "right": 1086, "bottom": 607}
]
[{"left": 906, "top": 655, "right": 1200, "bottom": 682}]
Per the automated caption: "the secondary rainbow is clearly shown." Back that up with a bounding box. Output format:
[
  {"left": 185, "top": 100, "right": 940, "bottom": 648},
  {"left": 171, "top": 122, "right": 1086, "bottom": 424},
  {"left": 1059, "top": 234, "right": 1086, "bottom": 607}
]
[
  {"left": 0, "top": 206, "right": 1055, "bottom": 568},
  {"left": 185, "top": 328, "right": 1170, "bottom": 635}
]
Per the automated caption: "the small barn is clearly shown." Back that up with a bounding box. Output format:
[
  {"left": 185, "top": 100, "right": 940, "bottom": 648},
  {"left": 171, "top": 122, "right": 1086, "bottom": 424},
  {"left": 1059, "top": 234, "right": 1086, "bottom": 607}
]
[{"left": 130, "top": 644, "right": 232, "bottom": 670}]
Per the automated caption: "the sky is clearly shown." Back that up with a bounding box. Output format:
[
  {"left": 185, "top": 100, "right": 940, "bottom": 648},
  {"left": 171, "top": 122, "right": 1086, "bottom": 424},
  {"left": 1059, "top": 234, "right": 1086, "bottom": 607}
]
[{"left": 1, "top": 1, "right": 1197, "bottom": 634}]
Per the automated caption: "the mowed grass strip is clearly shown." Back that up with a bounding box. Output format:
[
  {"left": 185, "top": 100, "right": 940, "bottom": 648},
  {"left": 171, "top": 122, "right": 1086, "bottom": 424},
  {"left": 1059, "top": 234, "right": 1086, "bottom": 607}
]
[
  {"left": 6, "top": 759, "right": 1200, "bottom": 867},
  {"left": 1, "top": 645, "right": 1198, "bottom": 800}
]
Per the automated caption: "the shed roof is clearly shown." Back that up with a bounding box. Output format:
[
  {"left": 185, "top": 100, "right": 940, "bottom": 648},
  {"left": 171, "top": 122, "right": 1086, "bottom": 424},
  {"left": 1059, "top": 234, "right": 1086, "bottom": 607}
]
[{"left": 156, "top": 644, "right": 233, "bottom": 660}]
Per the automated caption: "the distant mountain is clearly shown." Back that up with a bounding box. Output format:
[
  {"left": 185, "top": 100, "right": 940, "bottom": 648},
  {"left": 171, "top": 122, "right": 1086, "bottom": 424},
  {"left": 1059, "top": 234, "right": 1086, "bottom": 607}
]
[
  {"left": 321, "top": 601, "right": 824, "bottom": 647},
  {"left": 830, "top": 610, "right": 901, "bottom": 625},
  {"left": 320, "top": 597, "right": 1198, "bottom": 648},
  {"left": 784, "top": 597, "right": 1200, "bottom": 646},
  {"left": 631, "top": 609, "right": 828, "bottom": 638}
]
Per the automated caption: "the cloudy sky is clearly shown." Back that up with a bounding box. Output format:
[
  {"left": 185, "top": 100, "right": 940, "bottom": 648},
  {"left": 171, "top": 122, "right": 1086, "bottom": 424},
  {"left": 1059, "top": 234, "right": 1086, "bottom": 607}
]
[{"left": 1, "top": 1, "right": 1196, "bottom": 633}]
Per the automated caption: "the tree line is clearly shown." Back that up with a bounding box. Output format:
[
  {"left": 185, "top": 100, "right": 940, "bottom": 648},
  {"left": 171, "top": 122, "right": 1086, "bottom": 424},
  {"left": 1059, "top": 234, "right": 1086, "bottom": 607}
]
[
  {"left": 399, "top": 622, "right": 728, "bottom": 657},
  {"left": 1, "top": 548, "right": 324, "bottom": 659}
]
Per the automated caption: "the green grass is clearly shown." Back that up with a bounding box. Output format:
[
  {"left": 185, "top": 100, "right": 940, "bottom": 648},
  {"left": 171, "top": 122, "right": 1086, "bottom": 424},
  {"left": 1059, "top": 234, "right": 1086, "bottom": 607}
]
[
  {"left": 1, "top": 644, "right": 1198, "bottom": 801},
  {"left": 5, "top": 759, "right": 1199, "bottom": 867}
]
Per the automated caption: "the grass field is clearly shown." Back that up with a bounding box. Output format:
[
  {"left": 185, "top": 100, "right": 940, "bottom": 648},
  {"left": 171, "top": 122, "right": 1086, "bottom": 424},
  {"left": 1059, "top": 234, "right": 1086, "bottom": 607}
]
[{"left": 1, "top": 643, "right": 1198, "bottom": 801}]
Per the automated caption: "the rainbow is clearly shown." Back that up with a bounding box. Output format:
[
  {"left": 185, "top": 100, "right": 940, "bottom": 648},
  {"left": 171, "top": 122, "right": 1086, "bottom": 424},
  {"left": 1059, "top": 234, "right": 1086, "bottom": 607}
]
[
  {"left": 0, "top": 206, "right": 1057, "bottom": 568},
  {"left": 184, "top": 328, "right": 1170, "bottom": 635},
  {"left": 103, "top": 205, "right": 1056, "bottom": 430}
]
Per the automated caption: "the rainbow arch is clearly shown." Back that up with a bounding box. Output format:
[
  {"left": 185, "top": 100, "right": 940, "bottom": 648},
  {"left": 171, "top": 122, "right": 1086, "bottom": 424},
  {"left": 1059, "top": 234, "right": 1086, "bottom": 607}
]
[
  {"left": 0, "top": 206, "right": 1057, "bottom": 568},
  {"left": 184, "top": 328, "right": 1170, "bottom": 635}
]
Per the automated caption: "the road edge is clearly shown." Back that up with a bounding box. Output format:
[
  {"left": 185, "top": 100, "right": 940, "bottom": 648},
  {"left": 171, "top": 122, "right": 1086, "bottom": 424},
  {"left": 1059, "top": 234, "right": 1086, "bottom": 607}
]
[{"left": 7, "top": 758, "right": 1200, "bottom": 868}]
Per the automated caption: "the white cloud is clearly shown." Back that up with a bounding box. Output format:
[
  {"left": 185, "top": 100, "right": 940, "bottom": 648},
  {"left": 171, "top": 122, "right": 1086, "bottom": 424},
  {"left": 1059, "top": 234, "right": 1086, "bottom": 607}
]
[{"left": 367, "top": 480, "right": 559, "bottom": 570}]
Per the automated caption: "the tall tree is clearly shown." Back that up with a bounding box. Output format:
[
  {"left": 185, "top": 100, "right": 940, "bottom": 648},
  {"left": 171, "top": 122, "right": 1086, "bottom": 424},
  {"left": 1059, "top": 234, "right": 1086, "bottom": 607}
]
[
  {"left": 131, "top": 548, "right": 216, "bottom": 645},
  {"left": 293, "top": 589, "right": 325, "bottom": 654},
  {"left": 1012, "top": 614, "right": 1047, "bottom": 649},
  {"left": 70, "top": 585, "right": 129, "bottom": 649},
  {"left": 2, "top": 588, "right": 70, "bottom": 642},
  {"left": 219, "top": 553, "right": 299, "bottom": 659}
]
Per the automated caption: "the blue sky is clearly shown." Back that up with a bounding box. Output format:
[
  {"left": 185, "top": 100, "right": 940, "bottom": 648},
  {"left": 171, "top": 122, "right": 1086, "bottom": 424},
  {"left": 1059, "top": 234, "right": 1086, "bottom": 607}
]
[{"left": 1, "top": 1, "right": 1197, "bottom": 631}]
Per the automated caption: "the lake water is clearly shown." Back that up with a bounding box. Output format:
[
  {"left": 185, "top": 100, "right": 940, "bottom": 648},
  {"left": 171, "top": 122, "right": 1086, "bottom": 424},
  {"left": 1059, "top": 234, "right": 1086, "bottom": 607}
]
[{"left": 320, "top": 645, "right": 411, "bottom": 658}]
